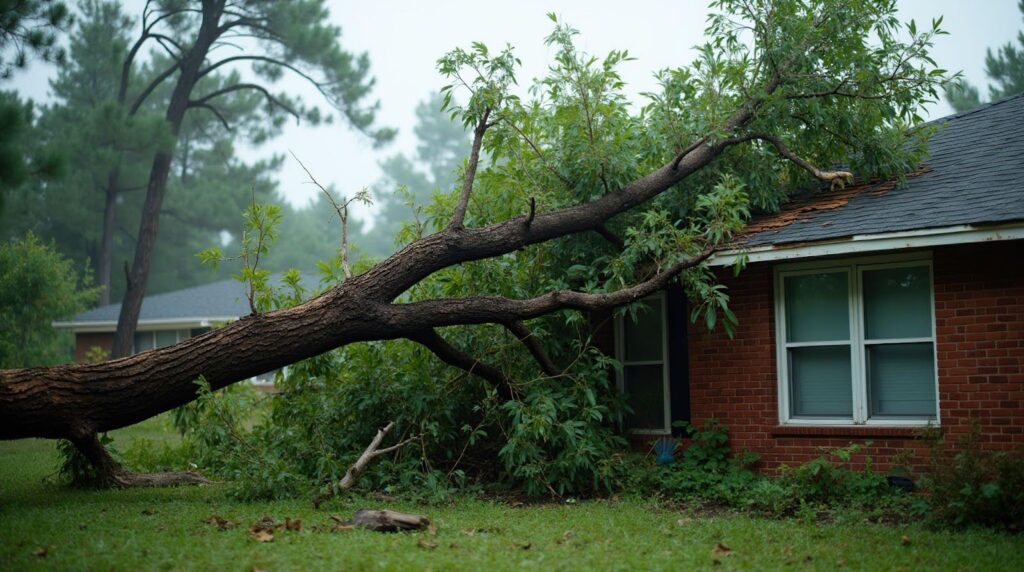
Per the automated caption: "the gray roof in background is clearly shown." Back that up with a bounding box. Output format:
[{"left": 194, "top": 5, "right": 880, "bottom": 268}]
[
  {"left": 737, "top": 93, "right": 1024, "bottom": 248},
  {"left": 67, "top": 275, "right": 317, "bottom": 324}
]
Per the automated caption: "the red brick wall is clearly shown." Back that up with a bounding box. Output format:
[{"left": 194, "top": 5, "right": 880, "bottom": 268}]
[
  {"left": 933, "top": 241, "right": 1024, "bottom": 449},
  {"left": 74, "top": 332, "right": 114, "bottom": 363},
  {"left": 685, "top": 240, "right": 1024, "bottom": 473}
]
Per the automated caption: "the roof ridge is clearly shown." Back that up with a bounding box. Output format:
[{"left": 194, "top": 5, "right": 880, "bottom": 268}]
[{"left": 926, "top": 91, "right": 1024, "bottom": 126}]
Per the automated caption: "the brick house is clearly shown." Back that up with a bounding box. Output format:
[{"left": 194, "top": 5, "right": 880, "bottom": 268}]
[
  {"left": 607, "top": 94, "right": 1024, "bottom": 471},
  {"left": 54, "top": 279, "right": 250, "bottom": 362}
]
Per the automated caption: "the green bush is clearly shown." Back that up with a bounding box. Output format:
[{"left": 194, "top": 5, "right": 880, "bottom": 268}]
[
  {"left": 628, "top": 419, "right": 760, "bottom": 504},
  {"left": 923, "top": 423, "right": 1024, "bottom": 531},
  {"left": 629, "top": 421, "right": 912, "bottom": 519},
  {"left": 0, "top": 233, "right": 98, "bottom": 368}
]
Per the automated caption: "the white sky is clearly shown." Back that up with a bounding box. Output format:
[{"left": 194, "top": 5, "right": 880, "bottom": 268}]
[{"left": 9, "top": 1, "right": 1023, "bottom": 225}]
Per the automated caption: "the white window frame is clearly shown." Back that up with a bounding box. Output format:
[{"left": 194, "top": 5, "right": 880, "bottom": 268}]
[
  {"left": 774, "top": 252, "right": 940, "bottom": 427},
  {"left": 615, "top": 292, "right": 672, "bottom": 434},
  {"left": 133, "top": 328, "right": 191, "bottom": 354}
]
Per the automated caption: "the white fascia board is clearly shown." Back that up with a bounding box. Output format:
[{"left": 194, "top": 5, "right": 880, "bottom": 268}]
[
  {"left": 709, "top": 223, "right": 1024, "bottom": 267},
  {"left": 52, "top": 316, "right": 239, "bottom": 333}
]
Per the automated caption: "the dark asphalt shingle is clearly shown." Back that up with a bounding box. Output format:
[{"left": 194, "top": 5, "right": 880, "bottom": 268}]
[{"left": 738, "top": 93, "right": 1024, "bottom": 247}]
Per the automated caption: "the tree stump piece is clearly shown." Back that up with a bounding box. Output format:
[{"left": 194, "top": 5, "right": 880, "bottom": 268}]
[{"left": 349, "top": 509, "right": 431, "bottom": 532}]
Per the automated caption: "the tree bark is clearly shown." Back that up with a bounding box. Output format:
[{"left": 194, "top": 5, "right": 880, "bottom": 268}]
[
  {"left": 98, "top": 169, "right": 119, "bottom": 306},
  {"left": 111, "top": 8, "right": 221, "bottom": 358}
]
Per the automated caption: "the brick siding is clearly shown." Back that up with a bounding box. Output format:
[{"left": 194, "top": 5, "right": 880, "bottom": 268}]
[{"left": 684, "top": 240, "right": 1023, "bottom": 473}]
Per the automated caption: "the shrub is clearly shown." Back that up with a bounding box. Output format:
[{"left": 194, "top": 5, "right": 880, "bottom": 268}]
[
  {"left": 923, "top": 422, "right": 1024, "bottom": 531},
  {"left": 0, "top": 233, "right": 98, "bottom": 368}
]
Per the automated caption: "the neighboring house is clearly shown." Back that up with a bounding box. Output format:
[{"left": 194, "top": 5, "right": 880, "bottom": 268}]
[
  {"left": 606, "top": 94, "right": 1024, "bottom": 470},
  {"left": 54, "top": 279, "right": 264, "bottom": 368}
]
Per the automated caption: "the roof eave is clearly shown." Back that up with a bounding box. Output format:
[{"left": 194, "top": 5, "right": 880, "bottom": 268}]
[
  {"left": 709, "top": 222, "right": 1024, "bottom": 267},
  {"left": 52, "top": 316, "right": 240, "bottom": 333}
]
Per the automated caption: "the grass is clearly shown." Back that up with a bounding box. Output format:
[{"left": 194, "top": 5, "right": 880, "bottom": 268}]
[{"left": 2, "top": 421, "right": 1023, "bottom": 571}]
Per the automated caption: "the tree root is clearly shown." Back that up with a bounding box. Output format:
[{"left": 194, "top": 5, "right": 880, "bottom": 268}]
[{"left": 72, "top": 432, "right": 212, "bottom": 488}]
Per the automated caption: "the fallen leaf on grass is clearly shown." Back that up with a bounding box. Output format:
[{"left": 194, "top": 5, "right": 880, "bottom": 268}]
[
  {"left": 32, "top": 546, "right": 50, "bottom": 558},
  {"left": 327, "top": 515, "right": 355, "bottom": 532},
  {"left": 556, "top": 531, "right": 574, "bottom": 544},
  {"left": 837, "top": 559, "right": 846, "bottom": 567},
  {"left": 712, "top": 543, "right": 733, "bottom": 557},
  {"left": 677, "top": 518, "right": 693, "bottom": 526},
  {"left": 249, "top": 528, "right": 274, "bottom": 543},
  {"left": 512, "top": 542, "right": 532, "bottom": 550},
  {"left": 141, "top": 509, "right": 156, "bottom": 516},
  {"left": 428, "top": 522, "right": 438, "bottom": 537},
  {"left": 901, "top": 535, "right": 911, "bottom": 546},
  {"left": 204, "top": 515, "right": 236, "bottom": 530},
  {"left": 417, "top": 539, "right": 438, "bottom": 550},
  {"left": 285, "top": 517, "right": 302, "bottom": 532}
]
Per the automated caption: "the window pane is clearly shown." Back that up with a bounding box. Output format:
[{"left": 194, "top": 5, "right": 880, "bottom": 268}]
[
  {"left": 190, "top": 327, "right": 211, "bottom": 337},
  {"left": 868, "top": 343, "right": 936, "bottom": 417},
  {"left": 789, "top": 345, "right": 852, "bottom": 417},
  {"left": 785, "top": 272, "right": 849, "bottom": 342},
  {"left": 154, "top": 330, "right": 177, "bottom": 348},
  {"left": 623, "top": 364, "right": 665, "bottom": 430},
  {"left": 624, "top": 297, "right": 663, "bottom": 362},
  {"left": 863, "top": 266, "right": 932, "bottom": 339},
  {"left": 133, "top": 332, "right": 154, "bottom": 353},
  {"left": 176, "top": 329, "right": 191, "bottom": 342}
]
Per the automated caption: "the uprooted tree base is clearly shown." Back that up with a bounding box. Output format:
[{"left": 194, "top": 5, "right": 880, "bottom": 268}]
[{"left": 72, "top": 433, "right": 211, "bottom": 487}]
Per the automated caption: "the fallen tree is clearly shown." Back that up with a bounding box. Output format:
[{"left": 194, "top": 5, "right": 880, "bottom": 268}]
[{"left": 0, "top": 0, "right": 947, "bottom": 484}]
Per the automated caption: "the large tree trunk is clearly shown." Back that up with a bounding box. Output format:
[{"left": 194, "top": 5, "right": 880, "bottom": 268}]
[
  {"left": 111, "top": 11, "right": 219, "bottom": 358},
  {"left": 0, "top": 69, "right": 774, "bottom": 444},
  {"left": 0, "top": 138, "right": 723, "bottom": 442},
  {"left": 97, "top": 169, "right": 119, "bottom": 307}
]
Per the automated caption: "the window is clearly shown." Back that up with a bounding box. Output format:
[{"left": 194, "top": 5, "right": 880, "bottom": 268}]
[
  {"left": 775, "top": 255, "right": 938, "bottom": 425},
  {"left": 616, "top": 293, "right": 671, "bottom": 433},
  {"left": 133, "top": 329, "right": 192, "bottom": 354}
]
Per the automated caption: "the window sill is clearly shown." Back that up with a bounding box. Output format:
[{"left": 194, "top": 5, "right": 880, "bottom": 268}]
[{"left": 771, "top": 425, "right": 931, "bottom": 439}]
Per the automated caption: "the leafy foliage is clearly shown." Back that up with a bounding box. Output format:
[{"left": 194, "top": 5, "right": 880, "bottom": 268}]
[
  {"left": 0, "top": 233, "right": 98, "bottom": 368},
  {"left": 923, "top": 423, "right": 1024, "bottom": 531},
  {"left": 175, "top": 0, "right": 952, "bottom": 500}
]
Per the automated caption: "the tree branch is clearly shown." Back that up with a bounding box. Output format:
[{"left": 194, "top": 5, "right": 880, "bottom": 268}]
[
  {"left": 503, "top": 321, "right": 561, "bottom": 378},
  {"left": 450, "top": 108, "right": 491, "bottom": 229},
  {"left": 406, "top": 329, "right": 517, "bottom": 399},
  {"left": 723, "top": 132, "right": 853, "bottom": 189},
  {"left": 188, "top": 102, "right": 232, "bottom": 131},
  {"left": 594, "top": 224, "right": 625, "bottom": 250},
  {"left": 392, "top": 246, "right": 716, "bottom": 331},
  {"left": 312, "top": 422, "right": 417, "bottom": 507},
  {"left": 192, "top": 83, "right": 300, "bottom": 121}
]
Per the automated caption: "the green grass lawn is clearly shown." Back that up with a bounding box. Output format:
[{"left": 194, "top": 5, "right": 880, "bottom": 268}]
[{"left": 1, "top": 421, "right": 1022, "bottom": 571}]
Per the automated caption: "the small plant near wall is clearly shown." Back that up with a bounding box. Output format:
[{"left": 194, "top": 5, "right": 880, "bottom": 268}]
[{"left": 923, "top": 421, "right": 1024, "bottom": 531}]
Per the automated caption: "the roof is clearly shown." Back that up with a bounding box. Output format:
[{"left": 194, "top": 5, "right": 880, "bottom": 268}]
[
  {"left": 57, "top": 275, "right": 317, "bottom": 330},
  {"left": 730, "top": 93, "right": 1024, "bottom": 250}
]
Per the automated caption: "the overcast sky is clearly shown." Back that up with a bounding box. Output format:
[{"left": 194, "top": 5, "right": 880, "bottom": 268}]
[{"left": 9, "top": 0, "right": 1023, "bottom": 225}]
